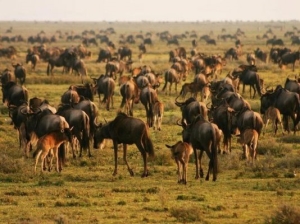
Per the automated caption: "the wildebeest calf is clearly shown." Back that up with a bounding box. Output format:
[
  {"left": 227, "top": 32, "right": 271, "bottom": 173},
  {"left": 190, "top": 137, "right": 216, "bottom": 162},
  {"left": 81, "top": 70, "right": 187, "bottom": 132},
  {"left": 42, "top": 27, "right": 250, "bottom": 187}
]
[
  {"left": 34, "top": 129, "right": 72, "bottom": 174},
  {"left": 237, "top": 128, "right": 259, "bottom": 163},
  {"left": 165, "top": 141, "right": 193, "bottom": 184},
  {"left": 153, "top": 100, "right": 164, "bottom": 131},
  {"left": 262, "top": 106, "right": 284, "bottom": 135}
]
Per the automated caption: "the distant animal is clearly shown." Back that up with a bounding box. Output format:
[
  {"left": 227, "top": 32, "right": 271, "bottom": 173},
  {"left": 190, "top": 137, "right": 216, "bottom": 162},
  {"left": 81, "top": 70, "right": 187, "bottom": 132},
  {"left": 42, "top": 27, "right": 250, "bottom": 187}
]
[
  {"left": 2, "top": 81, "right": 28, "bottom": 107},
  {"left": 254, "top": 48, "right": 268, "bottom": 63},
  {"left": 93, "top": 112, "right": 155, "bottom": 177},
  {"left": 246, "top": 53, "right": 256, "bottom": 65},
  {"left": 11, "top": 63, "right": 26, "bottom": 85},
  {"left": 165, "top": 141, "right": 193, "bottom": 184},
  {"left": 93, "top": 74, "right": 115, "bottom": 110},
  {"left": 262, "top": 106, "right": 284, "bottom": 135},
  {"left": 26, "top": 52, "right": 39, "bottom": 70},
  {"left": 237, "top": 128, "right": 258, "bottom": 163},
  {"left": 119, "top": 78, "right": 140, "bottom": 116}
]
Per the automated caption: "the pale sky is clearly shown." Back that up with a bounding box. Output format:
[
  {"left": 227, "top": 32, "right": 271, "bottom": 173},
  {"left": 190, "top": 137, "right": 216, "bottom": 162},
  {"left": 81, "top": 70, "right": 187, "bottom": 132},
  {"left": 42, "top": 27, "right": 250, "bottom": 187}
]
[{"left": 0, "top": 0, "right": 299, "bottom": 22}]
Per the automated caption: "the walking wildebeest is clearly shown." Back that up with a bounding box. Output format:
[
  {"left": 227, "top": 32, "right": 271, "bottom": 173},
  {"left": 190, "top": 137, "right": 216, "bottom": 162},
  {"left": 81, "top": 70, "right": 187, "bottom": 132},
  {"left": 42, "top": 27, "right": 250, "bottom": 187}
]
[
  {"left": 12, "top": 63, "right": 26, "bottom": 85},
  {"left": 119, "top": 78, "right": 140, "bottom": 116},
  {"left": 26, "top": 52, "right": 39, "bottom": 70},
  {"left": 165, "top": 141, "right": 193, "bottom": 184},
  {"left": 93, "top": 112, "right": 155, "bottom": 177},
  {"left": 153, "top": 100, "right": 164, "bottom": 131},
  {"left": 93, "top": 74, "right": 115, "bottom": 110},
  {"left": 262, "top": 106, "right": 284, "bottom": 135},
  {"left": 2, "top": 81, "right": 28, "bottom": 107},
  {"left": 237, "top": 128, "right": 259, "bottom": 163}
]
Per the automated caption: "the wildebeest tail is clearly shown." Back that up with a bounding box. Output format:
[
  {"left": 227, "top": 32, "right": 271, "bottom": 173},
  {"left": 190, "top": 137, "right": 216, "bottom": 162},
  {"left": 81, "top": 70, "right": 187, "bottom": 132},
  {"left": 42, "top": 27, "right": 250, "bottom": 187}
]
[
  {"left": 162, "top": 70, "right": 168, "bottom": 91},
  {"left": 255, "top": 73, "right": 262, "bottom": 96},
  {"left": 147, "top": 89, "right": 153, "bottom": 127},
  {"left": 120, "top": 84, "right": 129, "bottom": 108},
  {"left": 143, "top": 128, "right": 155, "bottom": 157},
  {"left": 58, "top": 143, "right": 66, "bottom": 165},
  {"left": 82, "top": 112, "right": 90, "bottom": 150},
  {"left": 211, "top": 125, "right": 218, "bottom": 181}
]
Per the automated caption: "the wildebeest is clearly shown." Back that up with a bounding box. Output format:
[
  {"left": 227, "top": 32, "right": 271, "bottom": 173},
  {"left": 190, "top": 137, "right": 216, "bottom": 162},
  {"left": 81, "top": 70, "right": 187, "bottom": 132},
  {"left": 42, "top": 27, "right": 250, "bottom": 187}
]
[
  {"left": 180, "top": 115, "right": 220, "bottom": 181},
  {"left": 153, "top": 100, "right": 164, "bottom": 131},
  {"left": 262, "top": 106, "right": 284, "bottom": 135},
  {"left": 165, "top": 141, "right": 193, "bottom": 184},
  {"left": 237, "top": 128, "right": 258, "bottom": 163},
  {"left": 225, "top": 47, "right": 238, "bottom": 60},
  {"left": 93, "top": 112, "right": 155, "bottom": 177},
  {"left": 266, "top": 38, "right": 284, "bottom": 46},
  {"left": 284, "top": 77, "right": 300, "bottom": 95},
  {"left": 139, "top": 86, "right": 159, "bottom": 128},
  {"left": 34, "top": 129, "right": 73, "bottom": 173},
  {"left": 246, "top": 53, "right": 256, "bottom": 65},
  {"left": 206, "top": 38, "right": 217, "bottom": 45},
  {"left": 278, "top": 51, "right": 300, "bottom": 71},
  {"left": 61, "top": 89, "right": 80, "bottom": 106},
  {"left": 2, "top": 81, "right": 28, "bottom": 107},
  {"left": 119, "top": 78, "right": 140, "bottom": 116},
  {"left": 96, "top": 48, "right": 112, "bottom": 63},
  {"left": 260, "top": 85, "right": 300, "bottom": 134},
  {"left": 105, "top": 59, "right": 133, "bottom": 80},
  {"left": 69, "top": 83, "right": 94, "bottom": 101},
  {"left": 0, "top": 69, "right": 15, "bottom": 85},
  {"left": 70, "top": 58, "right": 88, "bottom": 83},
  {"left": 56, "top": 104, "right": 91, "bottom": 158},
  {"left": 26, "top": 52, "right": 39, "bottom": 70},
  {"left": 12, "top": 63, "right": 26, "bottom": 85},
  {"left": 162, "top": 68, "right": 183, "bottom": 95},
  {"left": 118, "top": 47, "right": 132, "bottom": 61},
  {"left": 231, "top": 65, "right": 262, "bottom": 98},
  {"left": 254, "top": 48, "right": 268, "bottom": 63},
  {"left": 93, "top": 74, "right": 115, "bottom": 110}
]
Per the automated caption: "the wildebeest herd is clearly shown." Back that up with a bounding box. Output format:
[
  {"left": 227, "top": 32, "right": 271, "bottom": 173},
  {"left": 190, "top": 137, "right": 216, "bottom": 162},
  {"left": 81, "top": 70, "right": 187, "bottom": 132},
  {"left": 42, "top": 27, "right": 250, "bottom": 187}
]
[{"left": 1, "top": 23, "right": 300, "bottom": 186}]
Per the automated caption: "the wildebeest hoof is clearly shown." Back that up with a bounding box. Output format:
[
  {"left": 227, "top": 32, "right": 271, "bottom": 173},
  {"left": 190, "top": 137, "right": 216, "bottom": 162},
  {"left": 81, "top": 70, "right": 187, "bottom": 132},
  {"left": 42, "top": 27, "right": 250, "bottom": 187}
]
[{"left": 129, "top": 169, "right": 134, "bottom": 176}]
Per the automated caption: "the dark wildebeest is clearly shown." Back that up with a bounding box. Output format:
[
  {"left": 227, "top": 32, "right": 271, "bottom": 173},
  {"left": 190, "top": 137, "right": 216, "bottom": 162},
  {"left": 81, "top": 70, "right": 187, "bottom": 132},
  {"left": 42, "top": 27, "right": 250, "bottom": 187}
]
[
  {"left": 278, "top": 51, "right": 300, "bottom": 71},
  {"left": 180, "top": 115, "right": 220, "bottom": 181},
  {"left": 118, "top": 47, "right": 132, "bottom": 61},
  {"left": 56, "top": 104, "right": 91, "bottom": 158},
  {"left": 0, "top": 69, "right": 15, "bottom": 85},
  {"left": 143, "top": 37, "right": 153, "bottom": 45},
  {"left": 166, "top": 38, "right": 179, "bottom": 46},
  {"left": 260, "top": 85, "right": 300, "bottom": 134},
  {"left": 70, "top": 58, "right": 88, "bottom": 83},
  {"left": 61, "top": 89, "right": 80, "bottom": 106},
  {"left": 93, "top": 74, "right": 115, "bottom": 110},
  {"left": 284, "top": 77, "right": 300, "bottom": 95},
  {"left": 96, "top": 48, "right": 112, "bottom": 63},
  {"left": 12, "top": 63, "right": 26, "bottom": 85},
  {"left": 26, "top": 52, "right": 39, "bottom": 70},
  {"left": 21, "top": 108, "right": 71, "bottom": 172},
  {"left": 175, "top": 97, "right": 208, "bottom": 125},
  {"left": 139, "top": 86, "right": 159, "bottom": 128},
  {"left": 206, "top": 38, "right": 217, "bottom": 45},
  {"left": 105, "top": 60, "right": 133, "bottom": 80},
  {"left": 225, "top": 47, "right": 238, "bottom": 60},
  {"left": 93, "top": 112, "right": 155, "bottom": 177},
  {"left": 2, "top": 81, "right": 28, "bottom": 107},
  {"left": 138, "top": 43, "right": 146, "bottom": 53},
  {"left": 266, "top": 38, "right": 284, "bottom": 46},
  {"left": 69, "top": 83, "right": 94, "bottom": 101},
  {"left": 254, "top": 48, "right": 268, "bottom": 63},
  {"left": 231, "top": 65, "right": 262, "bottom": 98},
  {"left": 119, "top": 78, "right": 140, "bottom": 116}
]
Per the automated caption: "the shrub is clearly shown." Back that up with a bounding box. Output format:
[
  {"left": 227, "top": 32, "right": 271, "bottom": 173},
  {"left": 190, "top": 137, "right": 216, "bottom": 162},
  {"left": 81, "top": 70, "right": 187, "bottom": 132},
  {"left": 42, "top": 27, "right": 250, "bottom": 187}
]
[{"left": 265, "top": 204, "right": 300, "bottom": 224}]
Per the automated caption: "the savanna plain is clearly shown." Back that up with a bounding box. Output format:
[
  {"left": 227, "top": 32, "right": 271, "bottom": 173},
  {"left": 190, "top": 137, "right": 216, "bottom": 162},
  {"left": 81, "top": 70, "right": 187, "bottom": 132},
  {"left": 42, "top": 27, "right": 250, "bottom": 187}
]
[{"left": 0, "top": 20, "right": 300, "bottom": 224}]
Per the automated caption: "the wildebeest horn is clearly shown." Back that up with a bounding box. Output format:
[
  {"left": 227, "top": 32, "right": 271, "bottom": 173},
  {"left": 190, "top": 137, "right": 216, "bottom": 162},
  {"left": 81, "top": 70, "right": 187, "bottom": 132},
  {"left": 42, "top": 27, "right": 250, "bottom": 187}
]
[
  {"left": 176, "top": 118, "right": 182, "bottom": 126},
  {"left": 94, "top": 117, "right": 100, "bottom": 128},
  {"left": 174, "top": 95, "right": 183, "bottom": 106}
]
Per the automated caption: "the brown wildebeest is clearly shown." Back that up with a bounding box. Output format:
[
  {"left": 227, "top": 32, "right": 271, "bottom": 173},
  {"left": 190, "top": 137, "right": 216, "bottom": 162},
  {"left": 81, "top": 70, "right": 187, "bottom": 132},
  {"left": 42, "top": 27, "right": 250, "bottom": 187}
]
[
  {"left": 0, "top": 69, "right": 15, "bottom": 86},
  {"left": 93, "top": 112, "right": 155, "bottom": 177},
  {"left": 165, "top": 141, "right": 193, "bottom": 184},
  {"left": 93, "top": 74, "right": 115, "bottom": 111},
  {"left": 61, "top": 89, "right": 80, "bottom": 106},
  {"left": 237, "top": 128, "right": 259, "bottom": 163},
  {"left": 33, "top": 129, "right": 73, "bottom": 173},
  {"left": 12, "top": 63, "right": 26, "bottom": 85},
  {"left": 153, "top": 100, "right": 164, "bottom": 131},
  {"left": 105, "top": 60, "right": 133, "bottom": 80},
  {"left": 162, "top": 68, "right": 182, "bottom": 95},
  {"left": 262, "top": 106, "right": 284, "bottom": 135},
  {"left": 119, "top": 78, "right": 140, "bottom": 116},
  {"left": 26, "top": 52, "right": 40, "bottom": 70},
  {"left": 139, "top": 86, "right": 159, "bottom": 127}
]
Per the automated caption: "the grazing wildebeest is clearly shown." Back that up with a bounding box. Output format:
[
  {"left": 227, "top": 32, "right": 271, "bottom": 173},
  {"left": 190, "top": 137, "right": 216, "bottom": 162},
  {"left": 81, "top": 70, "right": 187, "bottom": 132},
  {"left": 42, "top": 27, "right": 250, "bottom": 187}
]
[
  {"left": 119, "top": 78, "right": 140, "bottom": 116},
  {"left": 2, "top": 81, "right": 28, "bottom": 107},
  {"left": 180, "top": 115, "right": 220, "bottom": 181},
  {"left": 93, "top": 74, "right": 115, "bottom": 110},
  {"left": 96, "top": 48, "right": 112, "bottom": 63},
  {"left": 26, "top": 52, "right": 39, "bottom": 70},
  {"left": 225, "top": 47, "right": 238, "bottom": 60},
  {"left": 278, "top": 51, "right": 300, "bottom": 71},
  {"left": 105, "top": 59, "right": 133, "bottom": 80},
  {"left": 232, "top": 65, "right": 262, "bottom": 98},
  {"left": 118, "top": 47, "right": 132, "bottom": 61},
  {"left": 12, "top": 63, "right": 26, "bottom": 85},
  {"left": 237, "top": 128, "right": 259, "bottom": 163},
  {"left": 56, "top": 104, "right": 91, "bottom": 158},
  {"left": 153, "top": 100, "right": 164, "bottom": 131},
  {"left": 262, "top": 106, "right": 284, "bottom": 135},
  {"left": 139, "top": 86, "right": 159, "bottom": 128},
  {"left": 34, "top": 129, "right": 73, "bottom": 173},
  {"left": 165, "top": 141, "right": 193, "bottom": 184},
  {"left": 93, "top": 112, "right": 155, "bottom": 177},
  {"left": 254, "top": 48, "right": 268, "bottom": 63},
  {"left": 70, "top": 58, "right": 88, "bottom": 83},
  {"left": 69, "top": 83, "right": 94, "bottom": 101},
  {"left": 260, "top": 85, "right": 300, "bottom": 134}
]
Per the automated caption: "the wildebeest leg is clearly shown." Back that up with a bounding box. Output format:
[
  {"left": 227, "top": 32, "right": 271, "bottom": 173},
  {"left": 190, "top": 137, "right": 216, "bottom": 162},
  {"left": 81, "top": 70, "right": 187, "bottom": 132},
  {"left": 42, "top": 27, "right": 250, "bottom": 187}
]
[
  {"left": 136, "top": 141, "right": 149, "bottom": 177},
  {"left": 112, "top": 141, "right": 119, "bottom": 176},
  {"left": 35, "top": 150, "right": 43, "bottom": 174},
  {"left": 175, "top": 159, "right": 181, "bottom": 183},
  {"left": 122, "top": 144, "right": 134, "bottom": 176},
  {"left": 168, "top": 83, "right": 172, "bottom": 95},
  {"left": 180, "top": 159, "right": 187, "bottom": 184},
  {"left": 199, "top": 150, "right": 204, "bottom": 178},
  {"left": 193, "top": 149, "right": 199, "bottom": 179},
  {"left": 263, "top": 119, "right": 270, "bottom": 135}
]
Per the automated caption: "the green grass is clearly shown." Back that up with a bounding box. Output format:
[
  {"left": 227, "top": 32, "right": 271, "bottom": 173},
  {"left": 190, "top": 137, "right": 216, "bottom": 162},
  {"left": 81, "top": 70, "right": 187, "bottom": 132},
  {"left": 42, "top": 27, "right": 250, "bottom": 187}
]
[{"left": 0, "top": 20, "right": 300, "bottom": 224}]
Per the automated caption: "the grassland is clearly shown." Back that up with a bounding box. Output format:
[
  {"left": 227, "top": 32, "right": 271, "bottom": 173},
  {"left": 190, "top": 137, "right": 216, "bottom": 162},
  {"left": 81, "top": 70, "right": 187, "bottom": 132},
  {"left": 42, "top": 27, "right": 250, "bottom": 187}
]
[{"left": 0, "top": 20, "right": 300, "bottom": 224}]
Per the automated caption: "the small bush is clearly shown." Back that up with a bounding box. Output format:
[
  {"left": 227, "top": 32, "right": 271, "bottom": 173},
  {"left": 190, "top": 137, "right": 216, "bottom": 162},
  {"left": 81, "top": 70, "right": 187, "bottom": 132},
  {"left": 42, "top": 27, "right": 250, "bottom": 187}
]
[
  {"left": 265, "top": 204, "right": 300, "bottom": 224},
  {"left": 0, "top": 154, "right": 24, "bottom": 174},
  {"left": 170, "top": 206, "right": 206, "bottom": 223}
]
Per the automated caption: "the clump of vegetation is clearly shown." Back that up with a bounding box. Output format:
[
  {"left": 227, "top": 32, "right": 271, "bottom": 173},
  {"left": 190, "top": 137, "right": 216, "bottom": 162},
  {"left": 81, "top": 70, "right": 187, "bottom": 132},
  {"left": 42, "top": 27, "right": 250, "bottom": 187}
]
[
  {"left": 265, "top": 204, "right": 300, "bottom": 224},
  {"left": 0, "top": 154, "right": 24, "bottom": 173},
  {"left": 170, "top": 206, "right": 206, "bottom": 223},
  {"left": 257, "top": 139, "right": 291, "bottom": 157}
]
